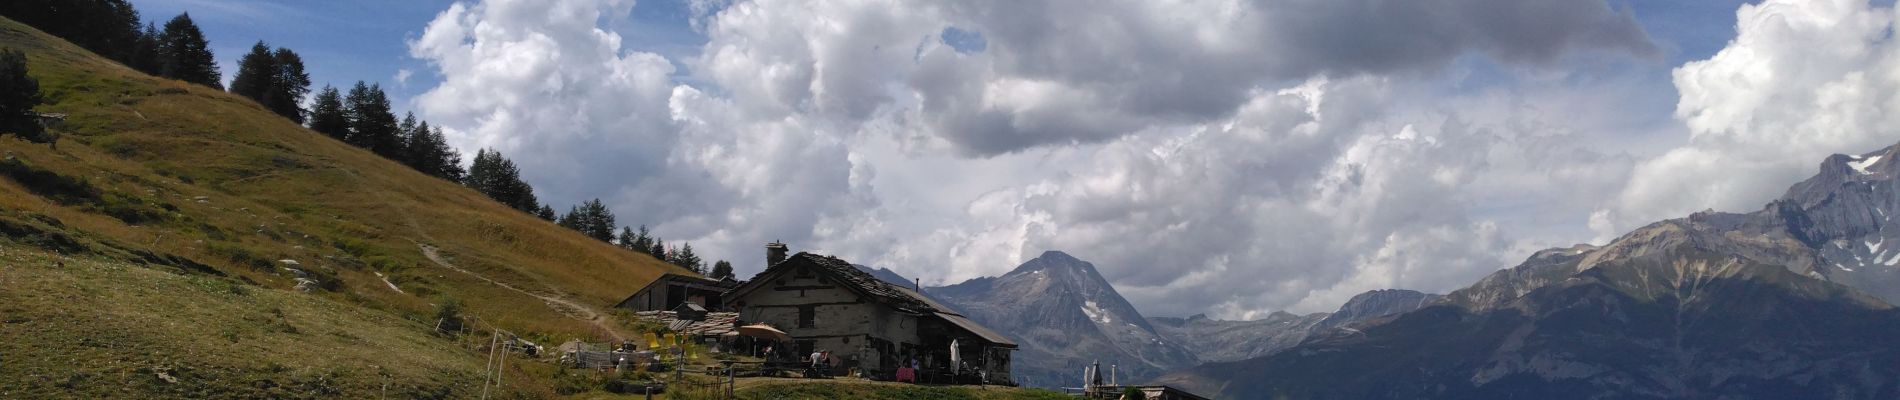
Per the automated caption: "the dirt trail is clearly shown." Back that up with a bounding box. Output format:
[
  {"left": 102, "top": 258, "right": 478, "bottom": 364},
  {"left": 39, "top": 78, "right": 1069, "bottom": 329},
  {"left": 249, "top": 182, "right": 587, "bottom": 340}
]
[
  {"left": 336, "top": 168, "right": 626, "bottom": 341},
  {"left": 417, "top": 243, "right": 626, "bottom": 341}
]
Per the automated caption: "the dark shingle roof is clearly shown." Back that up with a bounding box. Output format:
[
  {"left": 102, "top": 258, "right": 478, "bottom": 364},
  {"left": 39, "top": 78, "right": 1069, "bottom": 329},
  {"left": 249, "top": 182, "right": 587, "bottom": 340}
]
[{"left": 788, "top": 253, "right": 937, "bottom": 314}]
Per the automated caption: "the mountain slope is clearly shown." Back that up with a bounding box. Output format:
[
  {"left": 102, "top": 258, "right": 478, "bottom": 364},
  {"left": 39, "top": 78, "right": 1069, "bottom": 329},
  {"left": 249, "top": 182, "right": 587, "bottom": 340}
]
[
  {"left": 931, "top": 251, "right": 1198, "bottom": 389},
  {"left": 1157, "top": 142, "right": 1900, "bottom": 399},
  {"left": 1148, "top": 289, "right": 1440, "bottom": 363},
  {"left": 0, "top": 17, "right": 685, "bottom": 398}
]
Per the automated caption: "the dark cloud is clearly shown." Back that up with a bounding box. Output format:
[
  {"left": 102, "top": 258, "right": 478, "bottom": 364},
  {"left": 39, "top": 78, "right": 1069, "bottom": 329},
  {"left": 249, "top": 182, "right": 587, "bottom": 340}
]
[{"left": 914, "top": 0, "right": 1659, "bottom": 155}]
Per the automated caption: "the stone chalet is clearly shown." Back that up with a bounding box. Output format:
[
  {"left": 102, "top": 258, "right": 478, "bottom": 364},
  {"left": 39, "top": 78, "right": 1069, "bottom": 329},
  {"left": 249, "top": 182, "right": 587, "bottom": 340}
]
[{"left": 723, "top": 252, "right": 1017, "bottom": 385}]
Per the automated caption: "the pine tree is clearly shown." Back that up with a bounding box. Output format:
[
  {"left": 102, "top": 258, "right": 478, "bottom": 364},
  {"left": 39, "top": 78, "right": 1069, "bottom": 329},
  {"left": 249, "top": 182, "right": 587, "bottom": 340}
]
[
  {"left": 426, "top": 126, "right": 466, "bottom": 181},
  {"left": 632, "top": 225, "right": 654, "bottom": 253},
  {"left": 675, "top": 243, "right": 704, "bottom": 274},
  {"left": 395, "top": 112, "right": 419, "bottom": 166},
  {"left": 618, "top": 226, "right": 638, "bottom": 250},
  {"left": 580, "top": 199, "right": 615, "bottom": 242},
  {"left": 344, "top": 81, "right": 400, "bottom": 157},
  {"left": 557, "top": 205, "right": 583, "bottom": 231},
  {"left": 650, "top": 238, "right": 666, "bottom": 261},
  {"left": 266, "top": 48, "right": 310, "bottom": 123},
  {"left": 400, "top": 115, "right": 426, "bottom": 169},
  {"left": 129, "top": 22, "right": 160, "bottom": 75},
  {"left": 0, "top": 49, "right": 47, "bottom": 143},
  {"left": 231, "top": 43, "right": 310, "bottom": 124},
  {"left": 307, "top": 86, "right": 349, "bottom": 141},
  {"left": 156, "top": 13, "right": 219, "bottom": 88},
  {"left": 710, "top": 260, "right": 734, "bottom": 280},
  {"left": 464, "top": 148, "right": 542, "bottom": 214},
  {"left": 228, "top": 42, "right": 276, "bottom": 104}
]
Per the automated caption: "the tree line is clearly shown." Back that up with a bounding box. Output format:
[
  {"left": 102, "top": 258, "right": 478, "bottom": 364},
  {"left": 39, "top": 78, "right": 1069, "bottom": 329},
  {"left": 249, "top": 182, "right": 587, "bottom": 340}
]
[
  {"left": 0, "top": 1, "right": 221, "bottom": 89},
  {"left": 1, "top": 0, "right": 737, "bottom": 280},
  {"left": 558, "top": 199, "right": 734, "bottom": 280}
]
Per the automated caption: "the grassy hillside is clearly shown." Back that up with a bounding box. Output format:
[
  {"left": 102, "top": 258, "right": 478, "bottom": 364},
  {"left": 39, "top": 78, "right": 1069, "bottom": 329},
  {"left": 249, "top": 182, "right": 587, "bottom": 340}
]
[{"left": 0, "top": 16, "right": 691, "bottom": 398}]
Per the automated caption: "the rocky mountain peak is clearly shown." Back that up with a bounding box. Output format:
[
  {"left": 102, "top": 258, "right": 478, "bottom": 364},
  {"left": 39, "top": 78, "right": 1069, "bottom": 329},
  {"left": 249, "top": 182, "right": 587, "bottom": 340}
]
[
  {"left": 1009, "top": 250, "right": 1100, "bottom": 277},
  {"left": 1783, "top": 142, "right": 1899, "bottom": 208}
]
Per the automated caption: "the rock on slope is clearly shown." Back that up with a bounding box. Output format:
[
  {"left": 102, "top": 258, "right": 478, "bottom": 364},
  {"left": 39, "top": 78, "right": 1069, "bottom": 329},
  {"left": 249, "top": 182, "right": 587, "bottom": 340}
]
[{"left": 1155, "top": 142, "right": 1900, "bottom": 399}]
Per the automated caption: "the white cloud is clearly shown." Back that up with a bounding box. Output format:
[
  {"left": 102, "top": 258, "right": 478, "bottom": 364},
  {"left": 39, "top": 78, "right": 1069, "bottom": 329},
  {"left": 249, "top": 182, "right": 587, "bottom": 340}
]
[
  {"left": 410, "top": 0, "right": 1677, "bottom": 318},
  {"left": 1600, "top": 0, "right": 1900, "bottom": 236}
]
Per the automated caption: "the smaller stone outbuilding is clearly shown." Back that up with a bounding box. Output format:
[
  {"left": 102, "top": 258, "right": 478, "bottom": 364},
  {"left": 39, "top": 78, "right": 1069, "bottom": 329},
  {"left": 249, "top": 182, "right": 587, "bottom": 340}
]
[{"left": 615, "top": 273, "right": 739, "bottom": 312}]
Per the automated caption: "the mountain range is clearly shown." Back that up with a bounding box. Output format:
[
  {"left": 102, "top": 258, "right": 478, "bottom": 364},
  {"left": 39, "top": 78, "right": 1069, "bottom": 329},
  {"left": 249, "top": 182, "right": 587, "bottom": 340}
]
[
  {"left": 860, "top": 253, "right": 1440, "bottom": 389},
  {"left": 1154, "top": 142, "right": 1900, "bottom": 399}
]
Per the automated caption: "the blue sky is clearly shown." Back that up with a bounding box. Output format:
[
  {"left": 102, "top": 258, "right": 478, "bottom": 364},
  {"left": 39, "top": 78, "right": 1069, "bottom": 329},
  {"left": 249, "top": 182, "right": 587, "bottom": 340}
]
[{"left": 128, "top": 0, "right": 713, "bottom": 114}]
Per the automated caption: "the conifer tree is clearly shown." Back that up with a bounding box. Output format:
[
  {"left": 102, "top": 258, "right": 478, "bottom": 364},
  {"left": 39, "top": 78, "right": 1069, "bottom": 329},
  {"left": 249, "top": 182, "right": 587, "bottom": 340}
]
[
  {"left": 129, "top": 22, "right": 161, "bottom": 75},
  {"left": 400, "top": 117, "right": 432, "bottom": 171},
  {"left": 631, "top": 225, "right": 654, "bottom": 254},
  {"left": 557, "top": 205, "right": 583, "bottom": 231},
  {"left": 710, "top": 260, "right": 734, "bottom": 280},
  {"left": 618, "top": 226, "right": 638, "bottom": 250},
  {"left": 464, "top": 148, "right": 542, "bottom": 214},
  {"left": 266, "top": 48, "right": 310, "bottom": 123},
  {"left": 156, "top": 13, "right": 219, "bottom": 88},
  {"left": 0, "top": 49, "right": 47, "bottom": 143},
  {"left": 228, "top": 42, "right": 276, "bottom": 103},
  {"left": 579, "top": 199, "right": 616, "bottom": 242},
  {"left": 307, "top": 86, "right": 350, "bottom": 141},
  {"left": 344, "top": 81, "right": 400, "bottom": 157},
  {"left": 0, "top": 0, "right": 146, "bottom": 69},
  {"left": 675, "top": 243, "right": 704, "bottom": 274},
  {"left": 650, "top": 238, "right": 667, "bottom": 261},
  {"left": 425, "top": 126, "right": 466, "bottom": 182},
  {"left": 231, "top": 43, "right": 310, "bottom": 123}
]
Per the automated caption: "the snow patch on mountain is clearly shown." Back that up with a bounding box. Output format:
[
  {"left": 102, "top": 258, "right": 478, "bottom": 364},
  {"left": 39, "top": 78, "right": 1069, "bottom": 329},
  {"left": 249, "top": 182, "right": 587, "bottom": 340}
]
[{"left": 1849, "top": 155, "right": 1883, "bottom": 174}]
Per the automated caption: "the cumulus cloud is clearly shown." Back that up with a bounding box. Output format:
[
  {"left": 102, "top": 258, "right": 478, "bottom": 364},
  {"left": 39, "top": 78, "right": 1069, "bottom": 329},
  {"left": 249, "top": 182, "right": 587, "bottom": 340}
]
[
  {"left": 1599, "top": 0, "right": 1900, "bottom": 236},
  {"left": 410, "top": 0, "right": 681, "bottom": 213},
  {"left": 411, "top": 0, "right": 1672, "bottom": 318}
]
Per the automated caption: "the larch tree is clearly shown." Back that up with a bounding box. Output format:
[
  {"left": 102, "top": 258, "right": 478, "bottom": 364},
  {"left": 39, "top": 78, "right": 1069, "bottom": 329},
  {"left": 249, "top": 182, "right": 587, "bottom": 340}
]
[
  {"left": 675, "top": 243, "right": 704, "bottom": 274},
  {"left": 227, "top": 42, "right": 276, "bottom": 105},
  {"left": 265, "top": 48, "right": 310, "bottom": 123},
  {"left": 344, "top": 81, "right": 401, "bottom": 157},
  {"left": 156, "top": 13, "right": 219, "bottom": 88},
  {"left": 307, "top": 85, "right": 350, "bottom": 141},
  {"left": 464, "top": 148, "right": 543, "bottom": 214},
  {"left": 0, "top": 49, "right": 47, "bottom": 143}
]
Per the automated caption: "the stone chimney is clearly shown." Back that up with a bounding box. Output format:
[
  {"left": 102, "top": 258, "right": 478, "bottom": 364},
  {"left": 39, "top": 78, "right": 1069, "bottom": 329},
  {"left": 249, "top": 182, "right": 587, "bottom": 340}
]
[{"left": 766, "top": 241, "right": 788, "bottom": 269}]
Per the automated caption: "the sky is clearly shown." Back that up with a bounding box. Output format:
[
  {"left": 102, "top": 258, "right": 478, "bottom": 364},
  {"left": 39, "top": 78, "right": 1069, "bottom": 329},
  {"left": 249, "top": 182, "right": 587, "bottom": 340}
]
[{"left": 127, "top": 0, "right": 1900, "bottom": 319}]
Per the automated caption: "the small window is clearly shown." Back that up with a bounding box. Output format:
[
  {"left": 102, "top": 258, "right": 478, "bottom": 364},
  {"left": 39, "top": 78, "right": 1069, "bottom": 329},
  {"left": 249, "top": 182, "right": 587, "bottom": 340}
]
[
  {"left": 795, "top": 267, "right": 814, "bottom": 279},
  {"left": 798, "top": 305, "right": 816, "bottom": 328}
]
